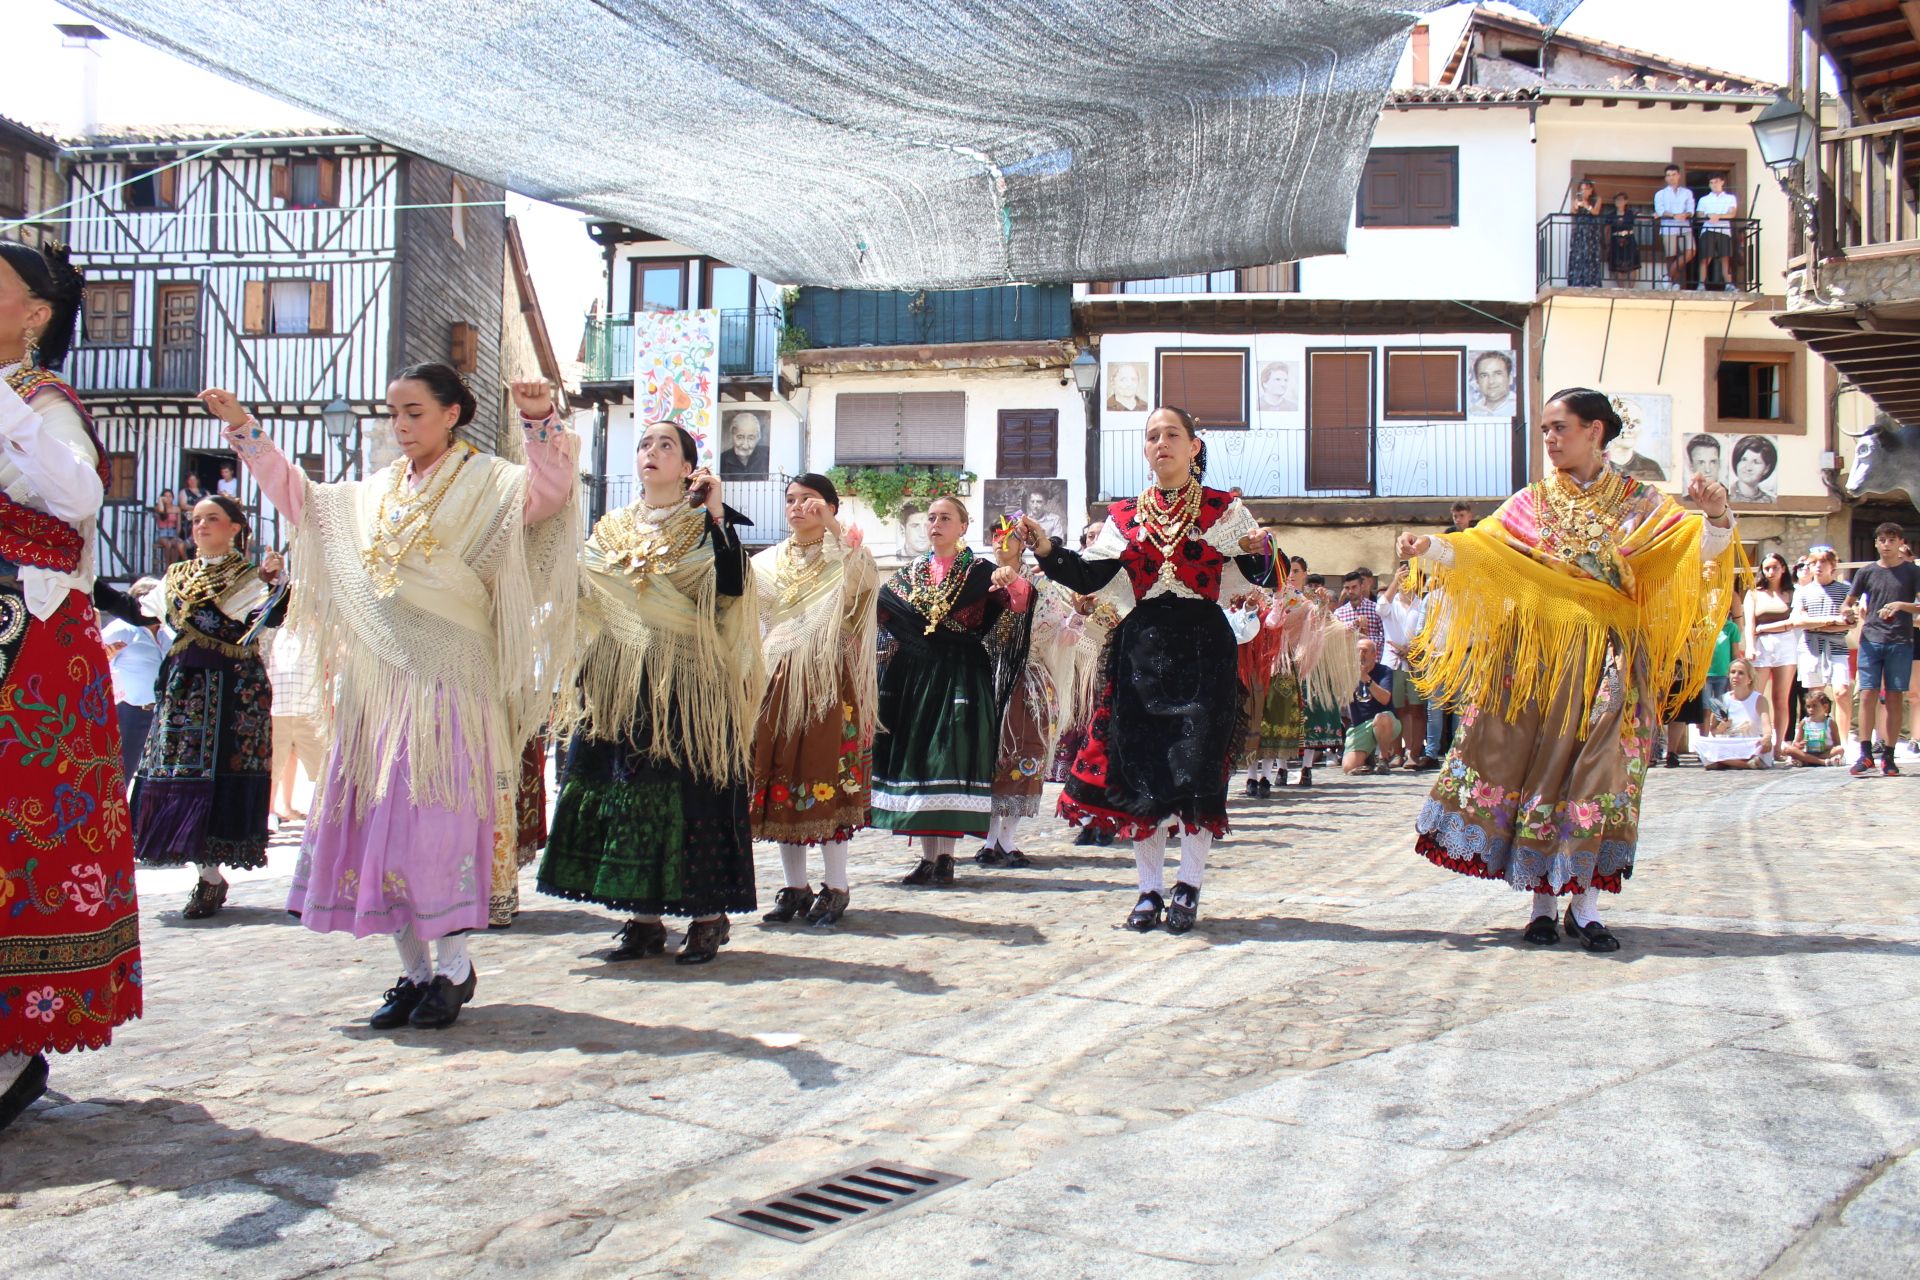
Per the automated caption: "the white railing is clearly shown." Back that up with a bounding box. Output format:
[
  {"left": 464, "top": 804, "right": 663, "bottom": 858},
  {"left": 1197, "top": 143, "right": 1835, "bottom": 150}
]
[{"left": 1098, "top": 422, "right": 1515, "bottom": 500}]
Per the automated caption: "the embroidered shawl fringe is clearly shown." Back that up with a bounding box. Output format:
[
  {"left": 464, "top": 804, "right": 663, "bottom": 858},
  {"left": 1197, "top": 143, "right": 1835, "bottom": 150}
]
[
  {"left": 1293, "top": 608, "right": 1362, "bottom": 709},
  {"left": 291, "top": 459, "right": 579, "bottom": 817},
  {"left": 557, "top": 519, "right": 765, "bottom": 787},
  {"left": 752, "top": 539, "right": 880, "bottom": 744}
]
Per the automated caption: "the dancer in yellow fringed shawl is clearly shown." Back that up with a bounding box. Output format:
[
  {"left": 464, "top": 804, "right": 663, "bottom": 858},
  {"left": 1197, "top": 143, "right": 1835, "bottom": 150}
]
[
  {"left": 752, "top": 473, "right": 879, "bottom": 929},
  {"left": 538, "top": 422, "right": 765, "bottom": 966},
  {"left": 1398, "top": 388, "right": 1739, "bottom": 953}
]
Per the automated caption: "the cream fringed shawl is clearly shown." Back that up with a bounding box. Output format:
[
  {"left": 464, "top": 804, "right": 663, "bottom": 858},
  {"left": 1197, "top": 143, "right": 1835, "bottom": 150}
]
[
  {"left": 1291, "top": 603, "right": 1363, "bottom": 709},
  {"left": 291, "top": 453, "right": 580, "bottom": 816},
  {"left": 751, "top": 534, "right": 879, "bottom": 744},
  {"left": 559, "top": 505, "right": 765, "bottom": 787}
]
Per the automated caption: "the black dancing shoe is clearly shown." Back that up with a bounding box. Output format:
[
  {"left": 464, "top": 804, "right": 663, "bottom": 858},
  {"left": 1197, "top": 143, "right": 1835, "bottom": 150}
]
[
  {"left": 182, "top": 879, "right": 229, "bottom": 920},
  {"left": 1166, "top": 882, "right": 1201, "bottom": 934},
  {"left": 0, "top": 1053, "right": 49, "bottom": 1133},
  {"left": 933, "top": 853, "right": 957, "bottom": 885},
  {"left": 1298, "top": 766, "right": 1313, "bottom": 788},
  {"left": 1073, "top": 827, "right": 1098, "bottom": 847},
  {"left": 1093, "top": 828, "right": 1116, "bottom": 847},
  {"left": 1522, "top": 915, "right": 1560, "bottom": 946},
  {"left": 1273, "top": 770, "right": 1289, "bottom": 787},
  {"left": 762, "top": 885, "right": 816, "bottom": 923},
  {"left": 369, "top": 976, "right": 430, "bottom": 1029},
  {"left": 676, "top": 916, "right": 732, "bottom": 965},
  {"left": 609, "top": 918, "right": 667, "bottom": 960},
  {"left": 975, "top": 845, "right": 1009, "bottom": 867},
  {"left": 902, "top": 859, "right": 938, "bottom": 886},
  {"left": 1256, "top": 777, "right": 1273, "bottom": 799},
  {"left": 1125, "top": 890, "right": 1165, "bottom": 932},
  {"left": 806, "top": 886, "right": 850, "bottom": 926},
  {"left": 1242, "top": 778, "right": 1260, "bottom": 797},
  {"left": 408, "top": 969, "right": 477, "bottom": 1029},
  {"left": 1003, "top": 848, "right": 1032, "bottom": 869},
  {"left": 1563, "top": 903, "right": 1620, "bottom": 953}
]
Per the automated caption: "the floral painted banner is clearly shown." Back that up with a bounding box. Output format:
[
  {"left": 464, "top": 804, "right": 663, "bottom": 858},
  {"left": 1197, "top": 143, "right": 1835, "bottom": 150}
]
[{"left": 633, "top": 309, "right": 721, "bottom": 470}]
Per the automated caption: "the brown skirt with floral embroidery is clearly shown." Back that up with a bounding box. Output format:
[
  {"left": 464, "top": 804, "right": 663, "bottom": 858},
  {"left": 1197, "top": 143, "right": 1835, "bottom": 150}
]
[
  {"left": 750, "top": 667, "right": 871, "bottom": 845},
  {"left": 992, "top": 669, "right": 1055, "bottom": 818},
  {"left": 1415, "top": 645, "right": 1656, "bottom": 896}
]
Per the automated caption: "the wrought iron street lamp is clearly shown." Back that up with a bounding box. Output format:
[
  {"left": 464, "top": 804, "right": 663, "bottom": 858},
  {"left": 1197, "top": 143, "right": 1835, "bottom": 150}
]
[
  {"left": 321, "top": 397, "right": 361, "bottom": 479},
  {"left": 1751, "top": 92, "right": 1816, "bottom": 174}
]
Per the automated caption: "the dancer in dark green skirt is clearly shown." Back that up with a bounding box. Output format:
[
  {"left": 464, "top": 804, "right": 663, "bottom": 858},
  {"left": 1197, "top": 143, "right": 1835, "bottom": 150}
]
[{"left": 871, "top": 496, "right": 1029, "bottom": 886}]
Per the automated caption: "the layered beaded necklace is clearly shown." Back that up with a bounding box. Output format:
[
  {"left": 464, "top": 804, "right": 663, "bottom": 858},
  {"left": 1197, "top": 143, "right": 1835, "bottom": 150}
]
[
  {"left": 171, "top": 550, "right": 254, "bottom": 607},
  {"left": 594, "top": 497, "right": 708, "bottom": 585},
  {"left": 904, "top": 546, "right": 974, "bottom": 635},
  {"left": 1534, "top": 465, "right": 1636, "bottom": 563},
  {"left": 1136, "top": 479, "right": 1203, "bottom": 588},
  {"left": 363, "top": 441, "right": 476, "bottom": 596},
  {"left": 776, "top": 534, "right": 829, "bottom": 610}
]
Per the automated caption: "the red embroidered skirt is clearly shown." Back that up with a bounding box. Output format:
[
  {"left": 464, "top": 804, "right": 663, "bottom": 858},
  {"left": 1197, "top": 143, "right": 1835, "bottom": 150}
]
[{"left": 0, "top": 587, "right": 143, "bottom": 1056}]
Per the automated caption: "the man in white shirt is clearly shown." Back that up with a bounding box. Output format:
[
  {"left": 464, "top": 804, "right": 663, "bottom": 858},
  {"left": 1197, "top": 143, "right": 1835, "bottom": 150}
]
[
  {"left": 1653, "top": 164, "right": 1696, "bottom": 290},
  {"left": 1376, "top": 563, "right": 1430, "bottom": 766},
  {"left": 1696, "top": 175, "right": 1739, "bottom": 292}
]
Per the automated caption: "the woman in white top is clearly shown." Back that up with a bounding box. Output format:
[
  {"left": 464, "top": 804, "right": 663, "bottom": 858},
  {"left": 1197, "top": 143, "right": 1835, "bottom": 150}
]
[
  {"left": 1744, "top": 552, "right": 1797, "bottom": 753},
  {"left": 1697, "top": 658, "right": 1773, "bottom": 769}
]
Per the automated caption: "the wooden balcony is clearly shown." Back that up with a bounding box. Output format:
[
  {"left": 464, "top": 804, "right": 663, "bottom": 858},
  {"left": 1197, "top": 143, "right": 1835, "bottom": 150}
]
[{"left": 581, "top": 307, "right": 781, "bottom": 385}]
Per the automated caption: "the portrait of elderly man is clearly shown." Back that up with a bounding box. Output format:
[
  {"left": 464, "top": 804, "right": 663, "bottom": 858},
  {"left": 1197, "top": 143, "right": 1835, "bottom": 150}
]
[{"left": 719, "top": 408, "right": 770, "bottom": 478}]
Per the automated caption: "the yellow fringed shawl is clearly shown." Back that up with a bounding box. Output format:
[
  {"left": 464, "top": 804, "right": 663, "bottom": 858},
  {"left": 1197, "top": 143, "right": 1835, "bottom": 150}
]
[
  {"left": 752, "top": 534, "right": 880, "bottom": 744},
  {"left": 291, "top": 452, "right": 580, "bottom": 816},
  {"left": 559, "top": 504, "right": 766, "bottom": 786},
  {"left": 1408, "top": 474, "right": 1741, "bottom": 736}
]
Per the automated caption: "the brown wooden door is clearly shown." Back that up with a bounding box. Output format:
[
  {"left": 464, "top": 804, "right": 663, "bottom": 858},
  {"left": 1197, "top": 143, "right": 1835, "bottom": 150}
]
[
  {"left": 1307, "top": 349, "right": 1374, "bottom": 491},
  {"left": 155, "top": 284, "right": 200, "bottom": 392}
]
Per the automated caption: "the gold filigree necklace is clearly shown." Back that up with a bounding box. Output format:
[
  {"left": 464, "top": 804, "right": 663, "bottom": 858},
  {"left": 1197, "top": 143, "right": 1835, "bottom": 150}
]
[
  {"left": 1536, "top": 466, "right": 1635, "bottom": 563},
  {"left": 170, "top": 551, "right": 254, "bottom": 607},
  {"left": 593, "top": 500, "right": 708, "bottom": 585},
  {"left": 364, "top": 442, "right": 476, "bottom": 596},
  {"left": 776, "top": 535, "right": 829, "bottom": 610}
]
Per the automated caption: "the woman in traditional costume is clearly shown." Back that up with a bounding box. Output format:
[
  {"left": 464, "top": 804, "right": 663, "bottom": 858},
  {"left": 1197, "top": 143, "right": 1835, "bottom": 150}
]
[
  {"left": 979, "top": 530, "right": 1083, "bottom": 868},
  {"left": 872, "top": 496, "right": 1030, "bottom": 885},
  {"left": 1018, "top": 407, "right": 1278, "bottom": 933},
  {"left": 752, "top": 474, "right": 878, "bottom": 927},
  {"left": 1399, "top": 387, "right": 1736, "bottom": 952},
  {"left": 538, "top": 423, "right": 763, "bottom": 965},
  {"left": 0, "top": 241, "right": 142, "bottom": 1131},
  {"left": 206, "top": 368, "right": 579, "bottom": 1028},
  {"left": 132, "top": 495, "right": 283, "bottom": 916}
]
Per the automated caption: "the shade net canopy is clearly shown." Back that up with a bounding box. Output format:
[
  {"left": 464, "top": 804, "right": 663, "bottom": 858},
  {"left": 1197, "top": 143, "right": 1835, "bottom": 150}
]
[{"left": 71, "top": 0, "right": 1581, "bottom": 289}]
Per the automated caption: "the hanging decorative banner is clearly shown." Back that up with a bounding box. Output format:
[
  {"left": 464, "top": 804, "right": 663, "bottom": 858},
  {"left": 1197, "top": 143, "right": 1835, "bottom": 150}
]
[{"left": 634, "top": 309, "right": 720, "bottom": 471}]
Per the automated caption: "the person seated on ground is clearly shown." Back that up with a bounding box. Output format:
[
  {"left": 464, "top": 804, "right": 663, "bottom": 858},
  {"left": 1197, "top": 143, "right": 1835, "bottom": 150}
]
[
  {"left": 1341, "top": 637, "right": 1399, "bottom": 775},
  {"left": 1695, "top": 657, "right": 1774, "bottom": 770},
  {"left": 1779, "top": 689, "right": 1843, "bottom": 767}
]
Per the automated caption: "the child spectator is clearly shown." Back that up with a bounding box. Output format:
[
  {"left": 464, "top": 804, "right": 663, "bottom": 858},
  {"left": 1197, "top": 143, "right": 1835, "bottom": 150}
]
[{"left": 1780, "top": 689, "right": 1843, "bottom": 767}]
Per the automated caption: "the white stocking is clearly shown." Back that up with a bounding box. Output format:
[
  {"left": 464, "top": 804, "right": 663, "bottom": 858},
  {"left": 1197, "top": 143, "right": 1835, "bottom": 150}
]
[
  {"left": 822, "top": 839, "right": 851, "bottom": 891},
  {"left": 1175, "top": 828, "right": 1212, "bottom": 889},
  {"left": 920, "top": 835, "right": 954, "bottom": 863},
  {"left": 433, "top": 935, "right": 472, "bottom": 984},
  {"left": 197, "top": 863, "right": 228, "bottom": 885},
  {"left": 0, "top": 1052, "right": 32, "bottom": 1084},
  {"left": 393, "top": 927, "right": 431, "bottom": 984},
  {"left": 778, "top": 842, "right": 808, "bottom": 889},
  {"left": 998, "top": 815, "right": 1024, "bottom": 852},
  {"left": 1532, "top": 891, "right": 1557, "bottom": 919},
  {"left": 1133, "top": 825, "right": 1168, "bottom": 894},
  {"left": 983, "top": 816, "right": 1004, "bottom": 849},
  {"left": 1571, "top": 886, "right": 1602, "bottom": 928}
]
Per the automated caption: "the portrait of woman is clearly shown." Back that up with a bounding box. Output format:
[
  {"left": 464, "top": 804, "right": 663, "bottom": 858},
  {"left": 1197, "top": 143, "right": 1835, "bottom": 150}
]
[
  {"left": 1105, "top": 362, "right": 1149, "bottom": 413},
  {"left": 1256, "top": 360, "right": 1298, "bottom": 412},
  {"left": 1728, "top": 435, "right": 1778, "bottom": 504}
]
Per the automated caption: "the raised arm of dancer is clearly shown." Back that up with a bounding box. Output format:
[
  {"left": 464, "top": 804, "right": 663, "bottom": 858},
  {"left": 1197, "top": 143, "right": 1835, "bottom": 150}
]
[
  {"left": 510, "top": 380, "right": 579, "bottom": 526},
  {"left": 202, "top": 388, "right": 306, "bottom": 525},
  {"left": 1019, "top": 514, "right": 1126, "bottom": 594},
  {"left": 0, "top": 376, "right": 103, "bottom": 525}
]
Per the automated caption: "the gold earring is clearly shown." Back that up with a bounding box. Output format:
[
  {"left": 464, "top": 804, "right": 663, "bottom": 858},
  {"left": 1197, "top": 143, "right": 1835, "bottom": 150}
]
[{"left": 21, "top": 328, "right": 40, "bottom": 368}]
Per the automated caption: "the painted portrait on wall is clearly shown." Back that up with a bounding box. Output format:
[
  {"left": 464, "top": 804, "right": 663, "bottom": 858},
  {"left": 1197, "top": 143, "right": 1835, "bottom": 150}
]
[
  {"left": 1255, "top": 360, "right": 1299, "bottom": 412},
  {"left": 895, "top": 501, "right": 933, "bottom": 558},
  {"left": 1105, "top": 362, "right": 1150, "bottom": 413},
  {"left": 1727, "top": 434, "right": 1780, "bottom": 503},
  {"left": 1606, "top": 392, "right": 1671, "bottom": 483},
  {"left": 718, "top": 408, "right": 770, "bottom": 478},
  {"left": 985, "top": 477, "right": 1068, "bottom": 543},
  {"left": 1466, "top": 349, "right": 1516, "bottom": 418},
  {"left": 1683, "top": 432, "right": 1723, "bottom": 486}
]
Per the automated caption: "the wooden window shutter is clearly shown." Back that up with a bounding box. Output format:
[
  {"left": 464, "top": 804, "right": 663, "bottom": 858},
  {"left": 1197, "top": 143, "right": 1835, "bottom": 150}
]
[
  {"left": 1357, "top": 152, "right": 1408, "bottom": 227},
  {"left": 1408, "top": 150, "right": 1457, "bottom": 226},
  {"left": 1158, "top": 351, "right": 1247, "bottom": 428},
  {"left": 1239, "top": 263, "right": 1297, "bottom": 293},
  {"left": 106, "top": 453, "right": 137, "bottom": 503},
  {"left": 1383, "top": 350, "right": 1463, "bottom": 418},
  {"left": 270, "top": 162, "right": 289, "bottom": 202},
  {"left": 242, "top": 281, "right": 268, "bottom": 335},
  {"left": 156, "top": 166, "right": 179, "bottom": 209},
  {"left": 996, "top": 409, "right": 1059, "bottom": 476},
  {"left": 450, "top": 320, "right": 477, "bottom": 373},
  {"left": 308, "top": 281, "right": 332, "bottom": 335},
  {"left": 1307, "top": 350, "right": 1373, "bottom": 490},
  {"left": 317, "top": 158, "right": 340, "bottom": 205}
]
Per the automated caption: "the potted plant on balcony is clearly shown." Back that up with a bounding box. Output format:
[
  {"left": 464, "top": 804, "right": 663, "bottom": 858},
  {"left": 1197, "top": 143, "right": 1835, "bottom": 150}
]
[{"left": 826, "top": 465, "right": 978, "bottom": 559}]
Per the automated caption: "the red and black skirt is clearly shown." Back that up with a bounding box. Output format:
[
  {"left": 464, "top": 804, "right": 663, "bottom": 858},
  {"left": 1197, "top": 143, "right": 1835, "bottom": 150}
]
[
  {"left": 1059, "top": 595, "right": 1246, "bottom": 839},
  {"left": 0, "top": 585, "right": 142, "bottom": 1056}
]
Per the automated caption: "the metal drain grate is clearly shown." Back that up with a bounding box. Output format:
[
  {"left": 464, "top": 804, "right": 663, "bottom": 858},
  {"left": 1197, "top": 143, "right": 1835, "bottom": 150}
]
[{"left": 713, "top": 1161, "right": 965, "bottom": 1242}]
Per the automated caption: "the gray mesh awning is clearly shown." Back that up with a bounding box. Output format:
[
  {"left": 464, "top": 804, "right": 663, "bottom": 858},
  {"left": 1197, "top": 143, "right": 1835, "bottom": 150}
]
[{"left": 69, "top": 1, "right": 1581, "bottom": 288}]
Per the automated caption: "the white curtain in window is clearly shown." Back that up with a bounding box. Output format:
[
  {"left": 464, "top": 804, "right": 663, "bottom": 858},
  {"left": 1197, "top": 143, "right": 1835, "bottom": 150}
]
[{"left": 268, "top": 281, "right": 310, "bottom": 335}]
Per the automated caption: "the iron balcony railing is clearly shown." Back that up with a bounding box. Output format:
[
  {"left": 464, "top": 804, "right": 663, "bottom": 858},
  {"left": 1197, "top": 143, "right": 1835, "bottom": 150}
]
[
  {"left": 1536, "top": 212, "right": 1760, "bottom": 293},
  {"left": 582, "top": 307, "right": 782, "bottom": 383},
  {"left": 1099, "top": 421, "right": 1515, "bottom": 501}
]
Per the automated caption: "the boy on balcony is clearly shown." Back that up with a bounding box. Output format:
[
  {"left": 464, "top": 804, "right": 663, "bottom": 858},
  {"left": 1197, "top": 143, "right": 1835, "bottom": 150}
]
[
  {"left": 1653, "top": 164, "right": 1696, "bottom": 290},
  {"left": 1697, "top": 175, "right": 1739, "bottom": 292}
]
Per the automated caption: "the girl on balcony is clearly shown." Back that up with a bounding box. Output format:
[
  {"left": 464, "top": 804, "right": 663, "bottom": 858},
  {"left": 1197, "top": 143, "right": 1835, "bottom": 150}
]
[
  {"left": 1397, "top": 388, "right": 1737, "bottom": 953},
  {"left": 872, "top": 496, "right": 1031, "bottom": 886},
  {"left": 751, "top": 474, "right": 878, "bottom": 928},
  {"left": 0, "top": 240, "right": 141, "bottom": 1133},
  {"left": 204, "top": 367, "right": 580, "bottom": 1030},
  {"left": 537, "top": 424, "right": 762, "bottom": 966},
  {"left": 130, "top": 497, "right": 285, "bottom": 916},
  {"left": 1016, "top": 407, "right": 1279, "bottom": 933}
]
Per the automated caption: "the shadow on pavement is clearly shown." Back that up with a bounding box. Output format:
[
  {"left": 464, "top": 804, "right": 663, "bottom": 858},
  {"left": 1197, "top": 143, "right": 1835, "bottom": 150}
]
[
  {"left": 1188, "top": 914, "right": 1920, "bottom": 960},
  {"left": 774, "top": 907, "right": 1047, "bottom": 946},
  {"left": 152, "top": 904, "right": 302, "bottom": 930},
  {"left": 0, "top": 1098, "right": 381, "bottom": 1240},
  {"left": 566, "top": 949, "right": 953, "bottom": 995}
]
